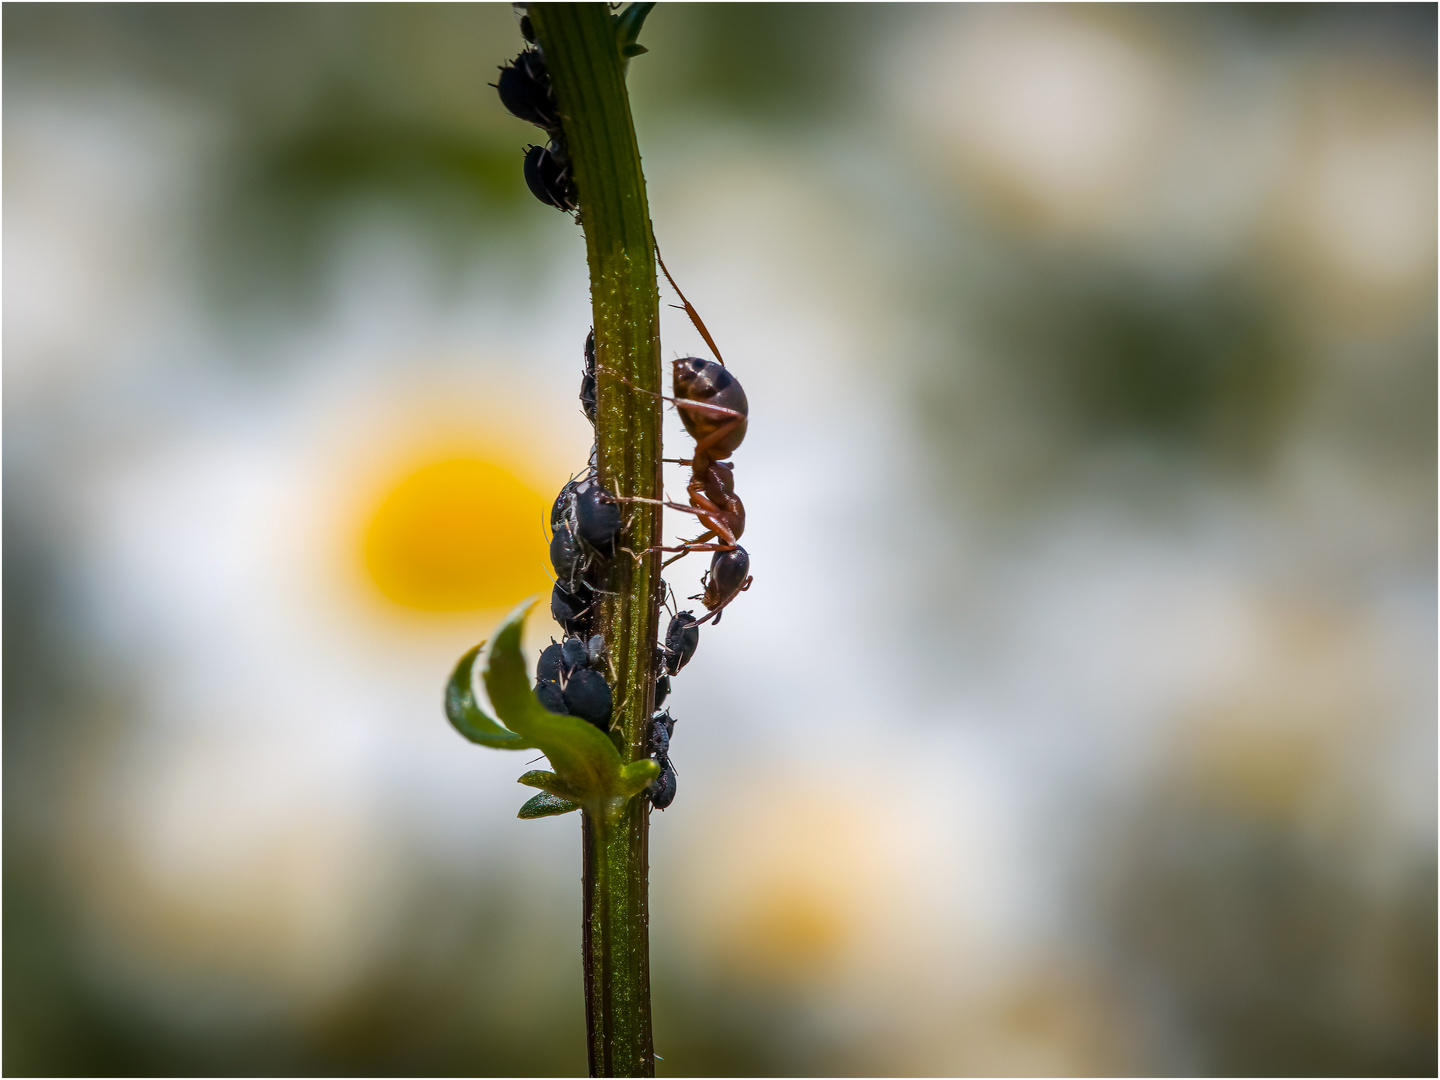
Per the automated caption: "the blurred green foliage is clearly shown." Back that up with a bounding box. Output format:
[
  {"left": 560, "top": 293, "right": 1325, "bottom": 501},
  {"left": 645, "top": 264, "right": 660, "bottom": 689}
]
[
  {"left": 985, "top": 265, "right": 1294, "bottom": 468},
  {"left": 1114, "top": 800, "right": 1437, "bottom": 1077},
  {"left": 631, "top": 2, "right": 870, "bottom": 124},
  {"left": 214, "top": 98, "right": 532, "bottom": 308},
  {"left": 4, "top": 4, "right": 1434, "bottom": 1077}
]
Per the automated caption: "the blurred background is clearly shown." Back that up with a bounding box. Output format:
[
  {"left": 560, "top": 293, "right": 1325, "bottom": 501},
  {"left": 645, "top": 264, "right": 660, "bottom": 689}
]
[{"left": 5, "top": 3, "right": 1435, "bottom": 1075}]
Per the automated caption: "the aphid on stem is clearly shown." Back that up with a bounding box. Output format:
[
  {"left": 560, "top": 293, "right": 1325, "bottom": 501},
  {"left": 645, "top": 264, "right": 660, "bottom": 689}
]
[{"left": 645, "top": 710, "right": 678, "bottom": 810}]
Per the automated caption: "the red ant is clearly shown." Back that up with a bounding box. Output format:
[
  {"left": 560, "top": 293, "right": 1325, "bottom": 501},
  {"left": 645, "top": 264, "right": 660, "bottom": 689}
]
[{"left": 613, "top": 247, "right": 750, "bottom": 567}]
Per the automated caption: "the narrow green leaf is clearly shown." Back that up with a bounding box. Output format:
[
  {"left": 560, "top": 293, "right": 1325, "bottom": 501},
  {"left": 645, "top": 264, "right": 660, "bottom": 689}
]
[
  {"left": 518, "top": 769, "right": 583, "bottom": 801},
  {"left": 518, "top": 792, "right": 581, "bottom": 819},
  {"left": 445, "top": 643, "right": 531, "bottom": 749}
]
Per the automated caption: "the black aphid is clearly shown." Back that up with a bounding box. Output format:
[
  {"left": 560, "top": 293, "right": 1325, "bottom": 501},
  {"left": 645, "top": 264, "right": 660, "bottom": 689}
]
[
  {"left": 551, "top": 579, "right": 594, "bottom": 637},
  {"left": 586, "top": 633, "right": 607, "bottom": 669},
  {"left": 524, "top": 142, "right": 578, "bottom": 212},
  {"left": 552, "top": 476, "right": 581, "bottom": 531},
  {"left": 535, "top": 680, "right": 568, "bottom": 715},
  {"left": 497, "top": 50, "right": 559, "bottom": 132},
  {"left": 537, "top": 642, "right": 564, "bottom": 684},
  {"left": 662, "top": 611, "right": 700, "bottom": 674},
  {"left": 561, "top": 635, "right": 589, "bottom": 673},
  {"left": 562, "top": 668, "right": 612, "bottom": 729},
  {"left": 580, "top": 329, "right": 597, "bottom": 424},
  {"left": 573, "top": 477, "right": 622, "bottom": 556},
  {"left": 550, "top": 519, "right": 581, "bottom": 585}
]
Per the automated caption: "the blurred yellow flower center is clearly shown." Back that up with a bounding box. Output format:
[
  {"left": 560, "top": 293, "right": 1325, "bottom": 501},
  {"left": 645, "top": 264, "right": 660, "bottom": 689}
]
[{"left": 363, "top": 457, "right": 550, "bottom": 611}]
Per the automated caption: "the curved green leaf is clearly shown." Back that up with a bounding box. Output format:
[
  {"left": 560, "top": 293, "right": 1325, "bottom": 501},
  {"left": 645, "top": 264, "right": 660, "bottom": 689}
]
[
  {"left": 482, "top": 598, "right": 654, "bottom": 810},
  {"left": 445, "top": 643, "right": 531, "bottom": 749},
  {"left": 620, "top": 758, "right": 661, "bottom": 797},
  {"left": 518, "top": 792, "right": 581, "bottom": 819},
  {"left": 613, "top": 2, "right": 654, "bottom": 61}
]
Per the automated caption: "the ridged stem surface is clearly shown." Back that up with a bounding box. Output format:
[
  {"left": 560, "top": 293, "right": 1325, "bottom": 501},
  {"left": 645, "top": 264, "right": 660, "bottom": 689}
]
[{"left": 528, "top": 5, "right": 660, "bottom": 1076}]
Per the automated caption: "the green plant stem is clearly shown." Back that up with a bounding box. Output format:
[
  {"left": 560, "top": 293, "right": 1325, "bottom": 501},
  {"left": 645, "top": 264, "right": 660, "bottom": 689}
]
[{"left": 527, "top": 5, "right": 660, "bottom": 1076}]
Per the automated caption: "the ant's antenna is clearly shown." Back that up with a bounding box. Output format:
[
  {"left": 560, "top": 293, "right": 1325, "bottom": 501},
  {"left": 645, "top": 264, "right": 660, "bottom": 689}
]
[{"left": 655, "top": 242, "right": 726, "bottom": 367}]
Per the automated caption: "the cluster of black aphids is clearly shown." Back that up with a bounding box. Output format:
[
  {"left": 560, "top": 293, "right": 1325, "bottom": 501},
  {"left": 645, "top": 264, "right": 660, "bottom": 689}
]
[
  {"left": 534, "top": 330, "right": 706, "bottom": 812},
  {"left": 645, "top": 710, "right": 677, "bottom": 809},
  {"left": 534, "top": 336, "right": 623, "bottom": 738},
  {"left": 550, "top": 475, "right": 620, "bottom": 630},
  {"left": 539, "top": 451, "right": 623, "bottom": 727},
  {"left": 643, "top": 606, "right": 701, "bottom": 809},
  {"left": 495, "top": 20, "right": 577, "bottom": 212},
  {"left": 535, "top": 632, "right": 612, "bottom": 729}
]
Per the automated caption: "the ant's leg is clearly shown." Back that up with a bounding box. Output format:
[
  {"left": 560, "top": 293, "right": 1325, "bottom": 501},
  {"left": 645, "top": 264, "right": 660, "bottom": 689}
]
[
  {"left": 655, "top": 243, "right": 726, "bottom": 367},
  {"left": 605, "top": 370, "right": 746, "bottom": 426},
  {"left": 676, "top": 399, "right": 747, "bottom": 425},
  {"left": 676, "top": 526, "right": 720, "bottom": 547},
  {"left": 597, "top": 372, "right": 676, "bottom": 404},
  {"left": 673, "top": 482, "right": 738, "bottom": 545},
  {"left": 684, "top": 485, "right": 726, "bottom": 517},
  {"left": 609, "top": 495, "right": 709, "bottom": 520},
  {"left": 659, "top": 540, "right": 736, "bottom": 568},
  {"left": 682, "top": 499, "right": 738, "bottom": 546},
  {"left": 614, "top": 495, "right": 713, "bottom": 523},
  {"left": 616, "top": 492, "right": 728, "bottom": 529},
  {"left": 612, "top": 492, "right": 733, "bottom": 547},
  {"left": 689, "top": 414, "right": 746, "bottom": 459},
  {"left": 599, "top": 372, "right": 742, "bottom": 419},
  {"left": 669, "top": 498, "right": 712, "bottom": 518}
]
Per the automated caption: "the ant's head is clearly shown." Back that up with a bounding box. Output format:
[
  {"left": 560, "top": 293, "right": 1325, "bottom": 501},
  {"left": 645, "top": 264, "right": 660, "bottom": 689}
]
[{"left": 699, "top": 546, "right": 751, "bottom": 625}]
